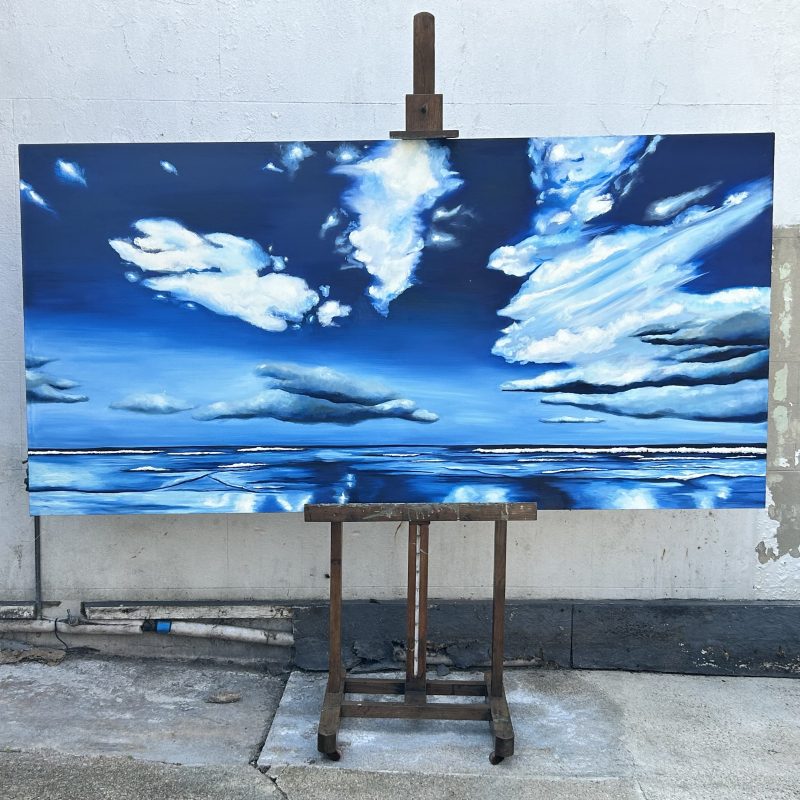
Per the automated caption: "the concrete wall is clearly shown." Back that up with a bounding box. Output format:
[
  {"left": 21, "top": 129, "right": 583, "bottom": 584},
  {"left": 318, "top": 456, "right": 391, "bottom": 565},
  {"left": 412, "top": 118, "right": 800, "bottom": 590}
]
[{"left": 1, "top": 0, "right": 798, "bottom": 609}]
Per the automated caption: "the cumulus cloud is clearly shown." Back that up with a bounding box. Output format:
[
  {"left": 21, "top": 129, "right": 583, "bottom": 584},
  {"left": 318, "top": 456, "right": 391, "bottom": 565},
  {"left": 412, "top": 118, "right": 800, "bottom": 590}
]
[
  {"left": 489, "top": 136, "right": 772, "bottom": 424},
  {"left": 278, "top": 142, "right": 314, "bottom": 175},
  {"left": 55, "top": 159, "right": 87, "bottom": 187},
  {"left": 327, "top": 143, "right": 362, "bottom": 164},
  {"left": 109, "top": 218, "right": 349, "bottom": 332},
  {"left": 195, "top": 361, "right": 438, "bottom": 426},
  {"left": 426, "top": 229, "right": 459, "bottom": 249},
  {"left": 645, "top": 183, "right": 719, "bottom": 221},
  {"left": 25, "top": 357, "right": 87, "bottom": 404},
  {"left": 319, "top": 208, "right": 346, "bottom": 238},
  {"left": 262, "top": 162, "right": 284, "bottom": 174},
  {"left": 255, "top": 362, "right": 394, "bottom": 405},
  {"left": 316, "top": 300, "right": 351, "bottom": 327},
  {"left": 160, "top": 160, "right": 179, "bottom": 176},
  {"left": 432, "top": 204, "right": 465, "bottom": 222},
  {"left": 110, "top": 392, "right": 194, "bottom": 415},
  {"left": 20, "top": 180, "right": 54, "bottom": 213},
  {"left": 334, "top": 140, "right": 463, "bottom": 314}
]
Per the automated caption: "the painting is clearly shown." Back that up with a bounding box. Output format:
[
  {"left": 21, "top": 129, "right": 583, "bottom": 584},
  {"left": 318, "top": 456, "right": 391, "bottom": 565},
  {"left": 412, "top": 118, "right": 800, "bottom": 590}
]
[{"left": 20, "top": 134, "right": 774, "bottom": 515}]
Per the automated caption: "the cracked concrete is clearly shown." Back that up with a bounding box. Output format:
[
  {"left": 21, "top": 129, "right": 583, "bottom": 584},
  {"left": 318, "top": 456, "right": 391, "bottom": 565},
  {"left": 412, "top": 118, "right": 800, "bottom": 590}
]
[{"left": 1, "top": 658, "right": 799, "bottom": 799}]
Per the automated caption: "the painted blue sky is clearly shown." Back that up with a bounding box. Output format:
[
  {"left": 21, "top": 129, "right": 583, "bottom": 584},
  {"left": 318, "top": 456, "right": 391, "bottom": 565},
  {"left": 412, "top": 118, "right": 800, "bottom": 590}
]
[{"left": 20, "top": 134, "right": 774, "bottom": 449}]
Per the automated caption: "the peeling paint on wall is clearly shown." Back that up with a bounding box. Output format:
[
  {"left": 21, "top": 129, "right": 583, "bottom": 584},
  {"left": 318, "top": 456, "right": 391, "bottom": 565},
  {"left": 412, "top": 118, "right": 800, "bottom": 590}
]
[
  {"left": 778, "top": 262, "right": 793, "bottom": 351},
  {"left": 756, "top": 479, "right": 800, "bottom": 568}
]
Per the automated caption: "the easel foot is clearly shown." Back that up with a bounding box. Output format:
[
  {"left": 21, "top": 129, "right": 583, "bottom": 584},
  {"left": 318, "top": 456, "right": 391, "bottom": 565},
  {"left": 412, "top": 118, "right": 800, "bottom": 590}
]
[
  {"left": 318, "top": 682, "right": 344, "bottom": 761},
  {"left": 317, "top": 730, "right": 341, "bottom": 760}
]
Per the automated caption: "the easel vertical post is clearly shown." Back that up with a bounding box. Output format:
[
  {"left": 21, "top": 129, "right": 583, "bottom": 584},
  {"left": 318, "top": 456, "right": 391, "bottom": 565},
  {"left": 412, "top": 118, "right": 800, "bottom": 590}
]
[
  {"left": 417, "top": 521, "right": 430, "bottom": 679},
  {"left": 328, "top": 520, "right": 343, "bottom": 690},
  {"left": 405, "top": 521, "right": 429, "bottom": 700},
  {"left": 413, "top": 12, "right": 435, "bottom": 94},
  {"left": 491, "top": 519, "right": 507, "bottom": 697},
  {"left": 318, "top": 519, "right": 344, "bottom": 758}
]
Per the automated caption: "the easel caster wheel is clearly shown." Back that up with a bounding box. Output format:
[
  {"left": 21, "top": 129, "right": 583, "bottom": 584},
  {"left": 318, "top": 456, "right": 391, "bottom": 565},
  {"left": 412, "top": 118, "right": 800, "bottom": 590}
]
[
  {"left": 489, "top": 751, "right": 504, "bottom": 765},
  {"left": 325, "top": 750, "right": 342, "bottom": 761}
]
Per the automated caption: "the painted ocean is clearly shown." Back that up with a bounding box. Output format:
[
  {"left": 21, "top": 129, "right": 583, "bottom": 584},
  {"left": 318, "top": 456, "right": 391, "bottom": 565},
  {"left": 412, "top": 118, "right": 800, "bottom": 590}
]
[{"left": 27, "top": 444, "right": 766, "bottom": 515}]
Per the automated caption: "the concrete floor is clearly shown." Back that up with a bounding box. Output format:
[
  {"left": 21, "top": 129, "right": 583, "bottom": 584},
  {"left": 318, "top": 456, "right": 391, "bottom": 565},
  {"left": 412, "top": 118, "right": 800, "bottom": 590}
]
[
  {"left": 0, "top": 657, "right": 285, "bottom": 767},
  {"left": 262, "top": 669, "right": 800, "bottom": 799},
  {"left": 1, "top": 656, "right": 800, "bottom": 799}
]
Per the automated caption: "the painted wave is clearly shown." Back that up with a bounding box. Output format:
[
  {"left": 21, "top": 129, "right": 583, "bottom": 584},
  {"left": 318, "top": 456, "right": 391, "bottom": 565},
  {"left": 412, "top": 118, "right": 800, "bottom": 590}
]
[{"left": 26, "top": 443, "right": 766, "bottom": 515}]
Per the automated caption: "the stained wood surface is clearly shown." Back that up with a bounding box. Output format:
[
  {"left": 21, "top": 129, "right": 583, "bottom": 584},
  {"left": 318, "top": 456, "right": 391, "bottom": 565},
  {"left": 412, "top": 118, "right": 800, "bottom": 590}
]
[
  {"left": 389, "top": 11, "right": 459, "bottom": 139},
  {"left": 317, "top": 681, "right": 344, "bottom": 754},
  {"left": 343, "top": 678, "right": 488, "bottom": 696},
  {"left": 491, "top": 519, "right": 507, "bottom": 696},
  {"left": 341, "top": 700, "right": 492, "bottom": 721},
  {"left": 413, "top": 12, "right": 435, "bottom": 94},
  {"left": 326, "top": 521, "right": 343, "bottom": 690},
  {"left": 389, "top": 130, "right": 459, "bottom": 139},
  {"left": 486, "top": 672, "right": 515, "bottom": 757},
  {"left": 405, "top": 92, "right": 444, "bottom": 132},
  {"left": 305, "top": 502, "right": 537, "bottom": 522}
]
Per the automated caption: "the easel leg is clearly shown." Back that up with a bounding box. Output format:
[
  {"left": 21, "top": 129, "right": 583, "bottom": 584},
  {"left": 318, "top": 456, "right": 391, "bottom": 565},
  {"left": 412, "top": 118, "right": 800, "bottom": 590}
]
[
  {"left": 318, "top": 520, "right": 344, "bottom": 759},
  {"left": 488, "top": 519, "right": 514, "bottom": 762},
  {"left": 405, "top": 521, "right": 429, "bottom": 702}
]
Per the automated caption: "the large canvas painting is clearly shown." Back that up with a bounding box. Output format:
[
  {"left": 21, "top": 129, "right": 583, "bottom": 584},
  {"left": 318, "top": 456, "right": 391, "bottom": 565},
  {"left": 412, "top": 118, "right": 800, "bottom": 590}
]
[{"left": 20, "top": 134, "right": 774, "bottom": 515}]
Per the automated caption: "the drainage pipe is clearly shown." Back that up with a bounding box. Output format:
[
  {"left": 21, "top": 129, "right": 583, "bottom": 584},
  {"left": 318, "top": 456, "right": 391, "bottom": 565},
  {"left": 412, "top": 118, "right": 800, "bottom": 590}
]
[{"left": 0, "top": 619, "right": 293, "bottom": 647}]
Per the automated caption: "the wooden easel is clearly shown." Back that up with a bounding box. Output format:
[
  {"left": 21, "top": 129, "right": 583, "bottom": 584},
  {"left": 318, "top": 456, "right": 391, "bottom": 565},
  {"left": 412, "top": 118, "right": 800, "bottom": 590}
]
[
  {"left": 303, "top": 13, "right": 535, "bottom": 765},
  {"left": 304, "top": 502, "right": 538, "bottom": 764}
]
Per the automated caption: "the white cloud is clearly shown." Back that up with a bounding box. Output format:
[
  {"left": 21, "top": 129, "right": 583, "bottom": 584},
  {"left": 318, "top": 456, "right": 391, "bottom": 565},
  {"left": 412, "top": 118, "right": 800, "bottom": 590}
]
[
  {"left": 493, "top": 180, "right": 772, "bottom": 366},
  {"left": 317, "top": 300, "right": 351, "bottom": 327},
  {"left": 541, "top": 380, "right": 768, "bottom": 422},
  {"left": 109, "top": 219, "right": 328, "bottom": 332},
  {"left": 488, "top": 136, "right": 773, "bottom": 424},
  {"left": 143, "top": 271, "right": 318, "bottom": 332},
  {"left": 20, "top": 180, "right": 54, "bottom": 213},
  {"left": 160, "top": 160, "right": 178, "bottom": 175},
  {"left": 432, "top": 204, "right": 464, "bottom": 221},
  {"left": 55, "top": 159, "right": 87, "bottom": 187},
  {"left": 334, "top": 140, "right": 462, "bottom": 314},
  {"left": 110, "top": 393, "right": 194, "bottom": 415},
  {"left": 256, "top": 362, "right": 397, "bottom": 405},
  {"left": 327, "top": 143, "right": 361, "bottom": 164},
  {"left": 196, "top": 392, "right": 437, "bottom": 425},
  {"left": 279, "top": 142, "right": 314, "bottom": 175},
  {"left": 488, "top": 137, "right": 657, "bottom": 278},
  {"left": 319, "top": 208, "right": 345, "bottom": 238},
  {"left": 645, "top": 183, "right": 719, "bottom": 220},
  {"left": 262, "top": 161, "right": 284, "bottom": 174},
  {"left": 426, "top": 229, "right": 459, "bottom": 249},
  {"left": 503, "top": 350, "right": 769, "bottom": 393},
  {"left": 25, "top": 357, "right": 87, "bottom": 404},
  {"left": 195, "top": 361, "right": 438, "bottom": 426}
]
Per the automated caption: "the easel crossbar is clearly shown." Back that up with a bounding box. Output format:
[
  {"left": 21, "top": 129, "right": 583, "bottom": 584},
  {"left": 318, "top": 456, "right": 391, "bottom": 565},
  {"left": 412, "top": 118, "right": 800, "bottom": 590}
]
[{"left": 304, "top": 502, "right": 537, "bottom": 522}]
